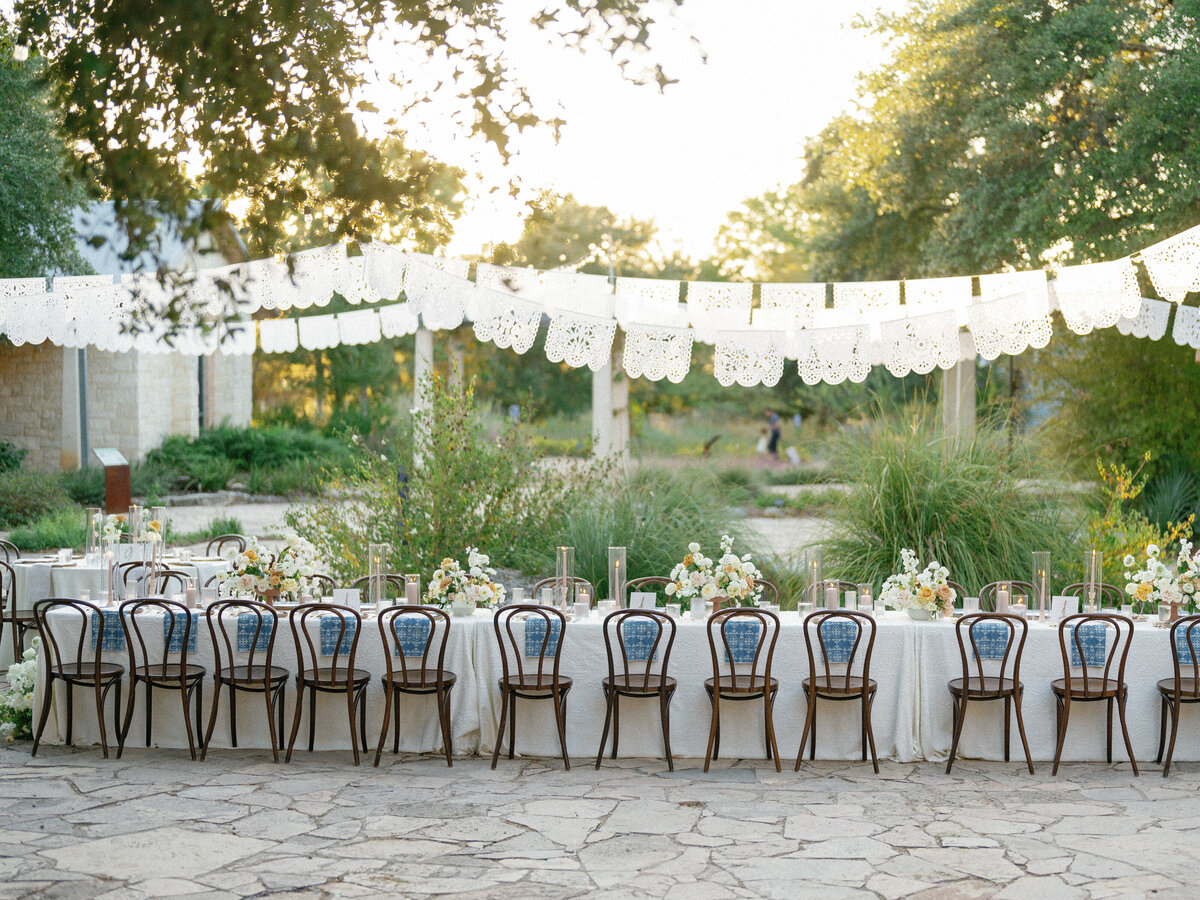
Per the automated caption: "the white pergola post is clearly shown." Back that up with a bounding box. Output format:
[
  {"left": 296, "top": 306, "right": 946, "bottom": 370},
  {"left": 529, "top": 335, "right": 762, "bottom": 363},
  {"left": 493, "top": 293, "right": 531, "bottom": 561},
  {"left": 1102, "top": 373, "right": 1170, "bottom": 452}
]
[
  {"left": 447, "top": 335, "right": 465, "bottom": 390},
  {"left": 941, "top": 352, "right": 976, "bottom": 445},
  {"left": 591, "top": 334, "right": 629, "bottom": 463},
  {"left": 61, "top": 347, "right": 83, "bottom": 471},
  {"left": 591, "top": 353, "right": 613, "bottom": 458},
  {"left": 413, "top": 326, "right": 434, "bottom": 411}
]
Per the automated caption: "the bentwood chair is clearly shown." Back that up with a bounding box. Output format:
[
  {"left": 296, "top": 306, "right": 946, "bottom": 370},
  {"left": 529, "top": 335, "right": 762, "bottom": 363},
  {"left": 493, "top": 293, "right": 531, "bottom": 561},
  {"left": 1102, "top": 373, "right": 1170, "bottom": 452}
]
[
  {"left": 32, "top": 599, "right": 124, "bottom": 758},
  {"left": 350, "top": 574, "right": 405, "bottom": 603},
  {"left": 120, "top": 564, "right": 190, "bottom": 600},
  {"left": 530, "top": 577, "right": 596, "bottom": 607},
  {"left": 0, "top": 539, "right": 19, "bottom": 563},
  {"left": 946, "top": 613, "right": 1034, "bottom": 774},
  {"left": 201, "top": 599, "right": 288, "bottom": 763},
  {"left": 1051, "top": 613, "right": 1138, "bottom": 775},
  {"left": 595, "top": 609, "right": 678, "bottom": 771},
  {"left": 756, "top": 579, "right": 780, "bottom": 606},
  {"left": 1062, "top": 582, "right": 1125, "bottom": 611},
  {"left": 309, "top": 573, "right": 338, "bottom": 599},
  {"left": 796, "top": 609, "right": 879, "bottom": 773},
  {"left": 117, "top": 598, "right": 207, "bottom": 760},
  {"left": 375, "top": 606, "right": 455, "bottom": 767},
  {"left": 3, "top": 560, "right": 36, "bottom": 662},
  {"left": 1158, "top": 615, "right": 1200, "bottom": 777},
  {"left": 979, "top": 581, "right": 1037, "bottom": 612},
  {"left": 286, "top": 603, "right": 371, "bottom": 765},
  {"left": 491, "top": 604, "right": 572, "bottom": 770},
  {"left": 801, "top": 580, "right": 858, "bottom": 608},
  {"left": 207, "top": 534, "right": 248, "bottom": 557},
  {"left": 704, "top": 607, "right": 781, "bottom": 772},
  {"left": 625, "top": 576, "right": 674, "bottom": 608}
]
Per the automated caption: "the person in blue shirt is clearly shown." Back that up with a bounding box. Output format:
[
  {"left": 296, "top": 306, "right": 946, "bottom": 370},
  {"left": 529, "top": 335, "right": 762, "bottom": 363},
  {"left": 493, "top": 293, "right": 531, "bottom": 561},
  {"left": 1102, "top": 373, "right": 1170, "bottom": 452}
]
[{"left": 765, "top": 409, "right": 781, "bottom": 459}]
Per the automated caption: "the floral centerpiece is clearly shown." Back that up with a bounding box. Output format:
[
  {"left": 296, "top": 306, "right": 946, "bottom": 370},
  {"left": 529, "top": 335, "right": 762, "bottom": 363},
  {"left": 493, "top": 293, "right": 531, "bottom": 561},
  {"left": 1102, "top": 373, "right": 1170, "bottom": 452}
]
[
  {"left": 665, "top": 535, "right": 763, "bottom": 612},
  {"left": 426, "top": 547, "right": 505, "bottom": 614},
  {"left": 0, "top": 638, "right": 38, "bottom": 743},
  {"left": 1123, "top": 541, "right": 1199, "bottom": 618},
  {"left": 98, "top": 512, "right": 129, "bottom": 543},
  {"left": 881, "top": 549, "right": 957, "bottom": 619},
  {"left": 219, "top": 534, "right": 318, "bottom": 603}
]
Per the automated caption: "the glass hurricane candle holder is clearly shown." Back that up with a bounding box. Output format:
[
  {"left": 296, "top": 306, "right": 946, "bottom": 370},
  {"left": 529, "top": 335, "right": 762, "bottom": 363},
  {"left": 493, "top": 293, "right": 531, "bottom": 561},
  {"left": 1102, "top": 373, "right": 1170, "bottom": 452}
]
[
  {"left": 368, "top": 542, "right": 391, "bottom": 607},
  {"left": 85, "top": 507, "right": 102, "bottom": 560},
  {"left": 555, "top": 546, "right": 576, "bottom": 611},
  {"left": 1085, "top": 549, "right": 1103, "bottom": 612},
  {"left": 608, "top": 546, "right": 627, "bottom": 607},
  {"left": 404, "top": 573, "right": 420, "bottom": 606},
  {"left": 804, "top": 547, "right": 823, "bottom": 606},
  {"left": 1031, "top": 551, "right": 1050, "bottom": 621}
]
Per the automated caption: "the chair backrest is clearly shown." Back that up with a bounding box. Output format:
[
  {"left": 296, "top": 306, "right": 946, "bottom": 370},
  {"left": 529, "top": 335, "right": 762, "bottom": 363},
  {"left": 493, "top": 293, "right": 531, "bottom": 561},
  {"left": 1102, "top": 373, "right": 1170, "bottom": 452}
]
[
  {"left": 601, "top": 608, "right": 676, "bottom": 691},
  {"left": 946, "top": 581, "right": 969, "bottom": 603},
  {"left": 377, "top": 605, "right": 451, "bottom": 688},
  {"left": 0, "top": 559, "right": 14, "bottom": 614},
  {"left": 34, "top": 598, "right": 105, "bottom": 676},
  {"left": 1169, "top": 614, "right": 1200, "bottom": 698},
  {"left": 955, "top": 612, "right": 1027, "bottom": 691},
  {"left": 802, "top": 609, "right": 875, "bottom": 691},
  {"left": 155, "top": 568, "right": 192, "bottom": 597},
  {"left": 706, "top": 607, "right": 780, "bottom": 692},
  {"left": 494, "top": 604, "right": 567, "bottom": 685},
  {"left": 979, "top": 581, "right": 1036, "bottom": 612},
  {"left": 309, "top": 573, "right": 338, "bottom": 598},
  {"left": 757, "top": 578, "right": 779, "bottom": 606},
  {"left": 0, "top": 539, "right": 19, "bottom": 563},
  {"left": 119, "top": 597, "right": 196, "bottom": 672},
  {"left": 1057, "top": 612, "right": 1134, "bottom": 697},
  {"left": 800, "top": 580, "right": 858, "bottom": 607},
  {"left": 289, "top": 602, "right": 361, "bottom": 685},
  {"left": 206, "top": 598, "right": 279, "bottom": 684},
  {"left": 349, "top": 573, "right": 404, "bottom": 601},
  {"left": 625, "top": 576, "right": 674, "bottom": 608},
  {"left": 530, "top": 576, "right": 596, "bottom": 607},
  {"left": 1061, "top": 582, "right": 1124, "bottom": 609},
  {"left": 207, "top": 533, "right": 248, "bottom": 557}
]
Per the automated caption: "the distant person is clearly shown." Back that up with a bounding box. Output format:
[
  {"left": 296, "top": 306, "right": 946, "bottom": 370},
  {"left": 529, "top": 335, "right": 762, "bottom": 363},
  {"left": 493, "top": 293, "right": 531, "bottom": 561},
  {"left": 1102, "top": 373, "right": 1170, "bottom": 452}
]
[
  {"left": 764, "top": 409, "right": 781, "bottom": 460},
  {"left": 792, "top": 412, "right": 802, "bottom": 430}
]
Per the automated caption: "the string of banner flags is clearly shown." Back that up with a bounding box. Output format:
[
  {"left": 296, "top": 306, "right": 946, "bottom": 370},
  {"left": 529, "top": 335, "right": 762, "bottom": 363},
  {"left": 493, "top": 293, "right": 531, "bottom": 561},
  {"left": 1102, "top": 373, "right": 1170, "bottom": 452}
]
[{"left": 1, "top": 224, "right": 1199, "bottom": 387}]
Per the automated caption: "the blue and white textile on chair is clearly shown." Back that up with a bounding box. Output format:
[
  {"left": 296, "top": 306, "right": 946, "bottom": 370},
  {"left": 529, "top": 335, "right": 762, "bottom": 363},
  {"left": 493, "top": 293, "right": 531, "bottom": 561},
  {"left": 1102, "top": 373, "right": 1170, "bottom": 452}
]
[
  {"left": 970, "top": 621, "right": 1012, "bottom": 660},
  {"left": 390, "top": 615, "right": 433, "bottom": 657},
  {"left": 236, "top": 613, "right": 274, "bottom": 652},
  {"left": 1174, "top": 627, "right": 1200, "bottom": 665},
  {"left": 1066, "top": 622, "right": 1108, "bottom": 668},
  {"left": 89, "top": 610, "right": 125, "bottom": 651},
  {"left": 722, "top": 620, "right": 762, "bottom": 664},
  {"left": 163, "top": 611, "right": 199, "bottom": 653},
  {"left": 817, "top": 619, "right": 858, "bottom": 664},
  {"left": 620, "top": 619, "right": 659, "bottom": 662},
  {"left": 320, "top": 615, "right": 358, "bottom": 656},
  {"left": 524, "top": 617, "right": 562, "bottom": 658}
]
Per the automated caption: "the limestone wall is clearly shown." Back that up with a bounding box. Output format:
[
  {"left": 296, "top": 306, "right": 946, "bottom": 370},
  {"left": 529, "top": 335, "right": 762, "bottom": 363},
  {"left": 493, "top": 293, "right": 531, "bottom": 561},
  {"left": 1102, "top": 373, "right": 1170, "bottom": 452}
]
[{"left": 0, "top": 342, "right": 64, "bottom": 471}]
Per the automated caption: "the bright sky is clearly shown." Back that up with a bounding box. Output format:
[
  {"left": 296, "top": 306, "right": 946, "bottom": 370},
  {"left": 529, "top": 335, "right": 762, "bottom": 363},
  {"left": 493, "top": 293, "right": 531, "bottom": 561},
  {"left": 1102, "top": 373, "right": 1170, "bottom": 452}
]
[{"left": 387, "top": 0, "right": 912, "bottom": 259}]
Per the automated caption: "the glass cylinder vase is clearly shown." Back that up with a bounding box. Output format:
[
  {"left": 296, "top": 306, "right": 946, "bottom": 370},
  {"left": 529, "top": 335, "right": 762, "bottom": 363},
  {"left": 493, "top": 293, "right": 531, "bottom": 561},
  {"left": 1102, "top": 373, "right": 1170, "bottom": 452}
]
[
  {"left": 1085, "top": 549, "right": 1103, "bottom": 612},
  {"left": 368, "top": 543, "right": 391, "bottom": 607},
  {"left": 404, "top": 573, "right": 421, "bottom": 606},
  {"left": 1031, "top": 551, "right": 1051, "bottom": 621},
  {"left": 555, "top": 546, "right": 576, "bottom": 612},
  {"left": 127, "top": 504, "right": 141, "bottom": 544},
  {"left": 804, "top": 547, "right": 823, "bottom": 607},
  {"left": 85, "top": 507, "right": 102, "bottom": 562},
  {"left": 607, "top": 546, "right": 627, "bottom": 607}
]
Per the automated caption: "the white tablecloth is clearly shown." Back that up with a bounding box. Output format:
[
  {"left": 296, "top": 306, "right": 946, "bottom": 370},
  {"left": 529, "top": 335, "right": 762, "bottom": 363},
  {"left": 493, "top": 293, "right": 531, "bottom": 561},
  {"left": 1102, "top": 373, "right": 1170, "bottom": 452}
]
[{"left": 33, "top": 609, "right": 1200, "bottom": 764}]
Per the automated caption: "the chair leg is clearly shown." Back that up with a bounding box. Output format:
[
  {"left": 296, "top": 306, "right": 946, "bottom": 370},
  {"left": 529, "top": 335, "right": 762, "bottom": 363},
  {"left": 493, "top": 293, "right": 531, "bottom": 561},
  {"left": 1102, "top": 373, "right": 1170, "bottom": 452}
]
[
  {"left": 201, "top": 678, "right": 222, "bottom": 762},
  {"left": 865, "top": 690, "right": 879, "bottom": 774},
  {"left": 285, "top": 681, "right": 305, "bottom": 763},
  {"left": 117, "top": 678, "right": 138, "bottom": 759},
  {"left": 553, "top": 687, "right": 571, "bottom": 771},
  {"left": 1052, "top": 695, "right": 1069, "bottom": 776},
  {"left": 1116, "top": 687, "right": 1138, "bottom": 776},
  {"left": 946, "top": 692, "right": 968, "bottom": 775},
  {"left": 144, "top": 680, "right": 153, "bottom": 748},
  {"left": 194, "top": 682, "right": 204, "bottom": 753},
  {"left": 359, "top": 688, "right": 368, "bottom": 754},
  {"left": 265, "top": 683, "right": 281, "bottom": 764},
  {"left": 703, "top": 692, "right": 720, "bottom": 773},
  {"left": 228, "top": 683, "right": 239, "bottom": 748},
  {"left": 1157, "top": 694, "right": 1169, "bottom": 764},
  {"left": 65, "top": 683, "right": 74, "bottom": 746},
  {"left": 438, "top": 686, "right": 454, "bottom": 767},
  {"left": 180, "top": 682, "right": 198, "bottom": 761},
  {"left": 31, "top": 675, "right": 56, "bottom": 758},
  {"left": 507, "top": 690, "right": 517, "bottom": 760},
  {"left": 611, "top": 693, "right": 620, "bottom": 759},
  {"left": 1013, "top": 686, "right": 1034, "bottom": 775},
  {"left": 595, "top": 685, "right": 615, "bottom": 770},
  {"left": 764, "top": 690, "right": 780, "bottom": 773},
  {"left": 1163, "top": 695, "right": 1181, "bottom": 778},
  {"left": 307, "top": 684, "right": 317, "bottom": 752},
  {"left": 374, "top": 684, "right": 393, "bottom": 768},
  {"left": 490, "top": 687, "right": 508, "bottom": 770},
  {"left": 276, "top": 683, "right": 286, "bottom": 746},
  {"left": 1003, "top": 694, "right": 1011, "bottom": 763},
  {"left": 810, "top": 698, "right": 818, "bottom": 761},
  {"left": 112, "top": 679, "right": 122, "bottom": 753},
  {"left": 1106, "top": 697, "right": 1114, "bottom": 763},
  {"left": 660, "top": 689, "right": 675, "bottom": 773},
  {"left": 795, "top": 688, "right": 815, "bottom": 772},
  {"left": 346, "top": 687, "right": 361, "bottom": 766}
]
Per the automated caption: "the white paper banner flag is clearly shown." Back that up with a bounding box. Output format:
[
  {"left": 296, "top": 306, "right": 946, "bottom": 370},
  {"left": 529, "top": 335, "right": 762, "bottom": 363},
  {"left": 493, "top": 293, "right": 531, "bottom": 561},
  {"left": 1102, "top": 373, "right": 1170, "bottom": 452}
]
[
  {"left": 379, "top": 303, "right": 419, "bottom": 338},
  {"left": 1051, "top": 258, "right": 1141, "bottom": 335},
  {"left": 258, "top": 318, "right": 299, "bottom": 354},
  {"left": 713, "top": 331, "right": 786, "bottom": 387},
  {"left": 1140, "top": 225, "right": 1200, "bottom": 304},
  {"left": 1116, "top": 297, "right": 1172, "bottom": 340},
  {"left": 544, "top": 310, "right": 618, "bottom": 371},
  {"left": 297, "top": 313, "right": 340, "bottom": 350},
  {"left": 623, "top": 323, "right": 694, "bottom": 383},
  {"left": 337, "top": 309, "right": 382, "bottom": 346}
]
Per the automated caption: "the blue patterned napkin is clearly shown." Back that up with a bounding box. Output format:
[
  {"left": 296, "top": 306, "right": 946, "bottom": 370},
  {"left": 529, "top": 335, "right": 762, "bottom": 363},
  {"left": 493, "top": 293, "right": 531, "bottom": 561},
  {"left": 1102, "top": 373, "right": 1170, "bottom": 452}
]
[
  {"left": 391, "top": 615, "right": 433, "bottom": 657},
  {"left": 163, "top": 611, "right": 200, "bottom": 653},
  {"left": 90, "top": 609, "right": 125, "bottom": 651},
  {"left": 722, "top": 619, "right": 762, "bottom": 665},
  {"left": 817, "top": 619, "right": 859, "bottom": 664},
  {"left": 320, "top": 615, "right": 358, "bottom": 657},
  {"left": 524, "top": 617, "right": 562, "bottom": 658},
  {"left": 236, "top": 613, "right": 275, "bottom": 653},
  {"left": 1173, "top": 627, "right": 1200, "bottom": 666},
  {"left": 969, "top": 620, "right": 1012, "bottom": 661},
  {"left": 1066, "top": 622, "right": 1108, "bottom": 668},
  {"left": 620, "top": 619, "right": 659, "bottom": 662}
]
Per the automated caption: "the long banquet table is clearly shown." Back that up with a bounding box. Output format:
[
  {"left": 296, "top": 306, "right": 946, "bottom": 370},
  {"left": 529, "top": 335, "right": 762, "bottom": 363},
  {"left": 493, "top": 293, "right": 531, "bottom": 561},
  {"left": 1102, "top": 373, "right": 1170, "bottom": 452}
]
[{"left": 33, "top": 607, "right": 1200, "bottom": 765}]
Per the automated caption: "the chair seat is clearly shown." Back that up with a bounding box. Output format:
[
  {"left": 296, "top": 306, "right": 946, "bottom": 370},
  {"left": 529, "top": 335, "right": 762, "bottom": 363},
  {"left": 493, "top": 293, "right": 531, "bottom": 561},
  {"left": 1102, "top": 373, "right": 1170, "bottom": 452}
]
[
  {"left": 802, "top": 675, "right": 877, "bottom": 697},
  {"left": 10, "top": 609, "right": 35, "bottom": 622},
  {"left": 1157, "top": 677, "right": 1200, "bottom": 699},
  {"left": 1051, "top": 677, "right": 1124, "bottom": 698},
  {"left": 218, "top": 665, "right": 289, "bottom": 685},
  {"left": 300, "top": 667, "right": 371, "bottom": 688},
  {"left": 51, "top": 662, "right": 124, "bottom": 682},
  {"left": 385, "top": 669, "right": 458, "bottom": 692},
  {"left": 133, "top": 663, "right": 205, "bottom": 683},
  {"left": 949, "top": 676, "right": 1020, "bottom": 696},
  {"left": 705, "top": 675, "right": 778, "bottom": 696},
  {"left": 603, "top": 674, "right": 677, "bottom": 694},
  {"left": 499, "top": 674, "right": 572, "bottom": 694}
]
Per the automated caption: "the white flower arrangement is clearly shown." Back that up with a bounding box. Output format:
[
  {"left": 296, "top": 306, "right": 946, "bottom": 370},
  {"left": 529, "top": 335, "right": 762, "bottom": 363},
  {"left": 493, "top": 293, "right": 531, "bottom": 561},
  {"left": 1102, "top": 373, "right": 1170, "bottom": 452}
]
[
  {"left": 218, "top": 534, "right": 318, "bottom": 597},
  {"left": 0, "top": 637, "right": 39, "bottom": 742},
  {"left": 425, "top": 547, "right": 505, "bottom": 609},
  {"left": 665, "top": 535, "right": 763, "bottom": 610},
  {"left": 1123, "top": 541, "right": 1200, "bottom": 614},
  {"left": 96, "top": 511, "right": 162, "bottom": 543},
  {"left": 881, "top": 548, "right": 957, "bottom": 614}
]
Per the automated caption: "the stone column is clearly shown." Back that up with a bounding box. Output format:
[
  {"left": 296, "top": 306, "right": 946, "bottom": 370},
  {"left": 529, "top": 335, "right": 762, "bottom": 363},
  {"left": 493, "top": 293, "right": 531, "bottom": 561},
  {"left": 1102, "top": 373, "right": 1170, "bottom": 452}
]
[
  {"left": 60, "top": 347, "right": 83, "bottom": 471},
  {"left": 413, "top": 326, "right": 434, "bottom": 411},
  {"left": 591, "top": 353, "right": 613, "bottom": 458},
  {"left": 591, "top": 334, "right": 630, "bottom": 463},
  {"left": 941, "top": 349, "right": 976, "bottom": 445},
  {"left": 447, "top": 335, "right": 465, "bottom": 390}
]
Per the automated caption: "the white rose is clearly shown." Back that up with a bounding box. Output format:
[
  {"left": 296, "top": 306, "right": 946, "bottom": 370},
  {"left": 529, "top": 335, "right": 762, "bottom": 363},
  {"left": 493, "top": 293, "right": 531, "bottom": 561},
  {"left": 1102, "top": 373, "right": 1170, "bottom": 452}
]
[
  {"left": 665, "top": 583, "right": 676, "bottom": 596},
  {"left": 1123, "top": 554, "right": 1136, "bottom": 568},
  {"left": 700, "top": 583, "right": 717, "bottom": 600},
  {"left": 688, "top": 542, "right": 700, "bottom": 554}
]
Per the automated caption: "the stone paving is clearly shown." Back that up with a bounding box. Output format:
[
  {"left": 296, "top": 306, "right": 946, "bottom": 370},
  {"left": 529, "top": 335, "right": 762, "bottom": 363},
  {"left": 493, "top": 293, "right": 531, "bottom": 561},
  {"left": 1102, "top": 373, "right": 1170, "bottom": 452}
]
[{"left": 0, "top": 744, "right": 1194, "bottom": 900}]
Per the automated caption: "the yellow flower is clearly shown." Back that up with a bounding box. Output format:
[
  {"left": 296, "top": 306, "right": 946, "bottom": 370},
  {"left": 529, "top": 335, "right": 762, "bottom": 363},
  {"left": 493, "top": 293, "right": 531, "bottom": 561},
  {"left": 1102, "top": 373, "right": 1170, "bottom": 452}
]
[
  {"left": 1134, "top": 582, "right": 1153, "bottom": 601},
  {"left": 147, "top": 520, "right": 161, "bottom": 532},
  {"left": 245, "top": 549, "right": 258, "bottom": 563}
]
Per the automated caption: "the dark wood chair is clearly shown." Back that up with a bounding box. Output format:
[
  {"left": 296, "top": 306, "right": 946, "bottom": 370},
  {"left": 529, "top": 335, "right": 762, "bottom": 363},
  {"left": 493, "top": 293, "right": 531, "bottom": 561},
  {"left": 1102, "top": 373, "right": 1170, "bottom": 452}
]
[
  {"left": 756, "top": 578, "right": 780, "bottom": 606},
  {"left": 1051, "top": 613, "right": 1138, "bottom": 775},
  {"left": 946, "top": 613, "right": 1033, "bottom": 774},
  {"left": 1061, "top": 582, "right": 1125, "bottom": 611},
  {"left": 801, "top": 580, "right": 859, "bottom": 608},
  {"left": 202, "top": 599, "right": 288, "bottom": 763},
  {"left": 349, "top": 573, "right": 405, "bottom": 603},
  {"left": 796, "top": 609, "right": 879, "bottom": 773},
  {"left": 286, "top": 603, "right": 371, "bottom": 765},
  {"left": 704, "top": 607, "right": 781, "bottom": 772},
  {"left": 625, "top": 576, "right": 674, "bottom": 609},
  {"left": 375, "top": 606, "right": 455, "bottom": 767},
  {"left": 309, "top": 573, "right": 338, "bottom": 598},
  {"left": 3, "top": 560, "right": 36, "bottom": 663},
  {"left": 32, "top": 599, "right": 124, "bottom": 758},
  {"left": 491, "top": 604, "right": 572, "bottom": 770},
  {"left": 1158, "top": 615, "right": 1200, "bottom": 777},
  {"left": 530, "top": 577, "right": 596, "bottom": 607},
  {"left": 206, "top": 534, "right": 249, "bottom": 557},
  {"left": 117, "top": 597, "right": 206, "bottom": 760},
  {"left": 595, "top": 608, "right": 677, "bottom": 771},
  {"left": 0, "top": 539, "right": 19, "bottom": 563},
  {"left": 120, "top": 563, "right": 190, "bottom": 599},
  {"left": 946, "top": 581, "right": 969, "bottom": 608},
  {"left": 979, "top": 581, "right": 1037, "bottom": 612}
]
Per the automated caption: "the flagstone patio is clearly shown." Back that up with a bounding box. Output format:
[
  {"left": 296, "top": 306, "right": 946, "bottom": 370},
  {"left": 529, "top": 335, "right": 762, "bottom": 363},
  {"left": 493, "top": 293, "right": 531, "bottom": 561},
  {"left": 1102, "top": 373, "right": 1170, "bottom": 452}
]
[{"left": 0, "top": 745, "right": 1193, "bottom": 899}]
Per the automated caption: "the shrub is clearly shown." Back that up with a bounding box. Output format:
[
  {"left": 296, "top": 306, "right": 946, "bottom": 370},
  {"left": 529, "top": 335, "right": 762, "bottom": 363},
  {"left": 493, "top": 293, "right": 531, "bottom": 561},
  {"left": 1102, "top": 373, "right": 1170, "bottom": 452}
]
[
  {"left": 822, "top": 419, "right": 1073, "bottom": 592},
  {"left": 0, "top": 441, "right": 26, "bottom": 474},
  {"left": 175, "top": 515, "right": 246, "bottom": 546},
  {"left": 8, "top": 508, "right": 86, "bottom": 552},
  {"left": 0, "top": 470, "right": 72, "bottom": 528},
  {"left": 59, "top": 465, "right": 106, "bottom": 505}
]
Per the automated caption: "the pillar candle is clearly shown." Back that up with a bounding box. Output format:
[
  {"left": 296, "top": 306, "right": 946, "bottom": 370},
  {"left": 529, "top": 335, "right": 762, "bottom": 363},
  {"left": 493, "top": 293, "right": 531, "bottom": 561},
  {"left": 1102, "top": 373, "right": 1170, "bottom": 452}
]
[
  {"left": 825, "top": 582, "right": 838, "bottom": 610},
  {"left": 997, "top": 588, "right": 1010, "bottom": 613}
]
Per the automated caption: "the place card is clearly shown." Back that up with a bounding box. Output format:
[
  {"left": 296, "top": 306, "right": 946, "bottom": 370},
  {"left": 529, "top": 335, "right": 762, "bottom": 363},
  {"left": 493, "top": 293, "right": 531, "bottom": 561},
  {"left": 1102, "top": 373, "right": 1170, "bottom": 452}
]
[
  {"left": 1051, "top": 595, "right": 1079, "bottom": 619},
  {"left": 333, "top": 588, "right": 361, "bottom": 611},
  {"left": 630, "top": 591, "right": 657, "bottom": 610}
]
